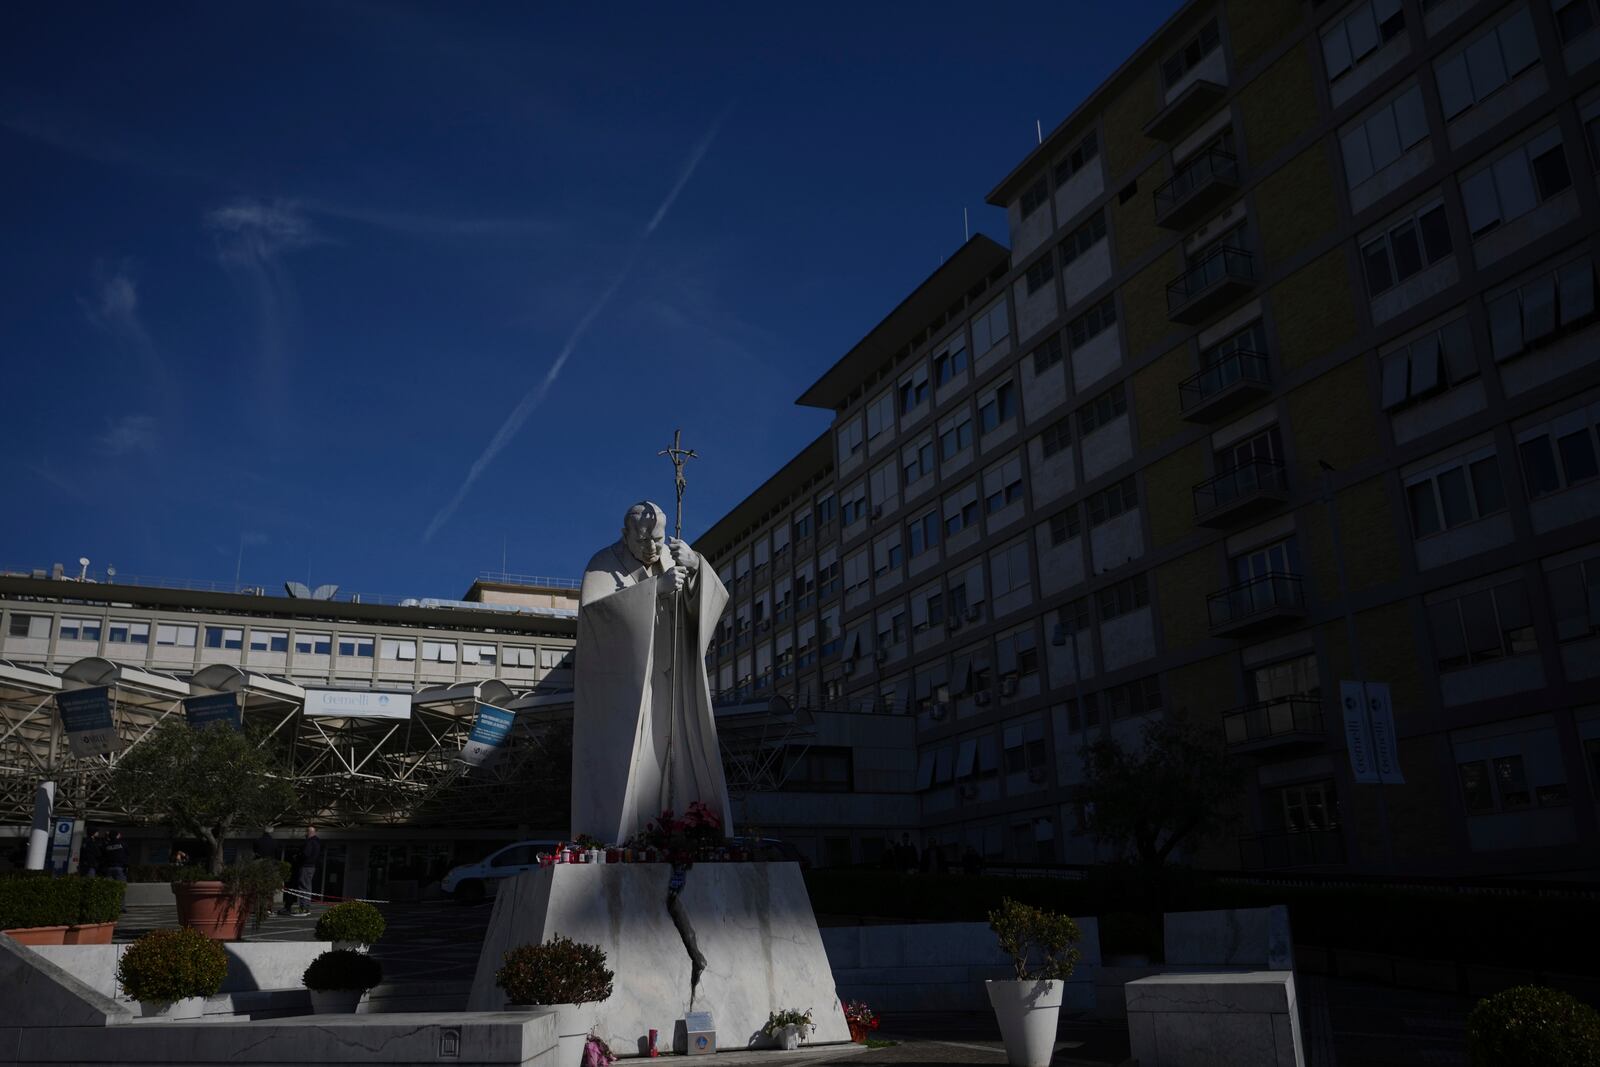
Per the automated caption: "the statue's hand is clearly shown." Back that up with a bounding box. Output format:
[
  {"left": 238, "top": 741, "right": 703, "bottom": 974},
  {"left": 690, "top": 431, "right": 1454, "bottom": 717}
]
[
  {"left": 660, "top": 566, "right": 688, "bottom": 596},
  {"left": 667, "top": 538, "right": 699, "bottom": 574}
]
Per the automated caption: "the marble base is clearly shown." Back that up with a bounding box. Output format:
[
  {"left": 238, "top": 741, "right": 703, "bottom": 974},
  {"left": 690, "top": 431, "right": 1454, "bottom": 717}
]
[
  {"left": 1124, "top": 971, "right": 1304, "bottom": 1067},
  {"left": 467, "top": 863, "right": 850, "bottom": 1052}
]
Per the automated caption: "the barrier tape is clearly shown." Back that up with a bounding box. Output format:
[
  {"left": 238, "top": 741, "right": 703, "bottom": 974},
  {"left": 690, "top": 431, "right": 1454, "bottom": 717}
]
[{"left": 280, "top": 887, "right": 393, "bottom": 906}]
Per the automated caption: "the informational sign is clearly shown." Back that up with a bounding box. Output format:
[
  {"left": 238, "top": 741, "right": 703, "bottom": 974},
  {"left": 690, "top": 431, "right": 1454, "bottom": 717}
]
[
  {"left": 55, "top": 686, "right": 119, "bottom": 758},
  {"left": 460, "top": 703, "right": 515, "bottom": 767},
  {"left": 1340, "top": 680, "right": 1403, "bottom": 785},
  {"left": 302, "top": 689, "right": 412, "bottom": 720},
  {"left": 184, "top": 692, "right": 242, "bottom": 731},
  {"left": 51, "top": 818, "right": 73, "bottom": 874}
]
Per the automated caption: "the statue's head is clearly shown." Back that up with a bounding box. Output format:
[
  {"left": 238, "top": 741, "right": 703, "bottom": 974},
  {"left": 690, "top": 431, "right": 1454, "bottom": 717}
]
[{"left": 621, "top": 501, "right": 668, "bottom": 564}]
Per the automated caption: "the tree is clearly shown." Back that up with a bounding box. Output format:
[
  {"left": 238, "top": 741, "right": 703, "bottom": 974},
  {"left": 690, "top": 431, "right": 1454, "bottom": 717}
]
[
  {"left": 1077, "top": 713, "right": 1245, "bottom": 871},
  {"left": 111, "top": 720, "right": 298, "bottom": 876}
]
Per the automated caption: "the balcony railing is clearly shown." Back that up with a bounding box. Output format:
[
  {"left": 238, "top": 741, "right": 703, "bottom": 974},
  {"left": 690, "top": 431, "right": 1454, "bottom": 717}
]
[
  {"left": 1207, "top": 571, "right": 1305, "bottom": 636},
  {"left": 1193, "top": 458, "right": 1289, "bottom": 527},
  {"left": 1154, "top": 148, "right": 1240, "bottom": 229},
  {"left": 1222, "top": 695, "right": 1325, "bottom": 752},
  {"left": 1238, "top": 828, "right": 1346, "bottom": 870},
  {"left": 1167, "top": 246, "right": 1255, "bottom": 324},
  {"left": 1178, "top": 350, "right": 1272, "bottom": 421},
  {"left": 1144, "top": 78, "right": 1227, "bottom": 141}
]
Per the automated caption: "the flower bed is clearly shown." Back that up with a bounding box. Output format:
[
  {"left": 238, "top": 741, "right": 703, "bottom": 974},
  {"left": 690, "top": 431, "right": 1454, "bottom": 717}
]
[{"left": 0, "top": 872, "right": 125, "bottom": 944}]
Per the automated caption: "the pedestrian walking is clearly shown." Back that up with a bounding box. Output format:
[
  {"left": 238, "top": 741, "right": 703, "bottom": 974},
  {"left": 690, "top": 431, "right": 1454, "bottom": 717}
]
[
  {"left": 287, "top": 826, "right": 321, "bottom": 916},
  {"left": 79, "top": 829, "right": 103, "bottom": 878}
]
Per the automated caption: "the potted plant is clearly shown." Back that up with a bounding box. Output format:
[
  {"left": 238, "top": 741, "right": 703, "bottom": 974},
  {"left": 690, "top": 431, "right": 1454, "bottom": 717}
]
[
  {"left": 302, "top": 948, "right": 383, "bottom": 1014},
  {"left": 842, "top": 1001, "right": 879, "bottom": 1043},
  {"left": 984, "top": 897, "right": 1082, "bottom": 1067},
  {"left": 169, "top": 858, "right": 284, "bottom": 941},
  {"left": 495, "top": 936, "right": 614, "bottom": 1066},
  {"left": 762, "top": 1008, "right": 815, "bottom": 1050},
  {"left": 0, "top": 872, "right": 124, "bottom": 946},
  {"left": 115, "top": 927, "right": 228, "bottom": 1019},
  {"left": 315, "top": 900, "right": 386, "bottom": 951},
  {"left": 1467, "top": 984, "right": 1600, "bottom": 1066}
]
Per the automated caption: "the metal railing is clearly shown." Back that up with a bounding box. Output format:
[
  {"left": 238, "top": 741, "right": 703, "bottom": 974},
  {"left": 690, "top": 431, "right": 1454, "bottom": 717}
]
[
  {"left": 475, "top": 571, "right": 583, "bottom": 590},
  {"left": 1223, "top": 695, "right": 1324, "bottom": 746},
  {"left": 1153, "top": 147, "right": 1239, "bottom": 218},
  {"left": 1238, "top": 828, "right": 1346, "bottom": 870},
  {"left": 1167, "top": 246, "right": 1255, "bottom": 313},
  {"left": 1178, "top": 350, "right": 1271, "bottom": 412},
  {"left": 1207, "top": 571, "right": 1305, "bottom": 630},
  {"left": 1193, "top": 458, "right": 1288, "bottom": 518}
]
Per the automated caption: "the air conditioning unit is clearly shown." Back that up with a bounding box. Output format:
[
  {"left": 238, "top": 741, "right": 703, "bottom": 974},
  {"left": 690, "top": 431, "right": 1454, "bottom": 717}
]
[
  {"left": 975, "top": 691, "right": 993, "bottom": 706},
  {"left": 1001, "top": 675, "right": 1019, "bottom": 697}
]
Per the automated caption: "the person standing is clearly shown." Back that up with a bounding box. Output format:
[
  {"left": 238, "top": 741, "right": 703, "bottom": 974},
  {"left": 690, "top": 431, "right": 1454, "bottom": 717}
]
[
  {"left": 101, "top": 831, "right": 128, "bottom": 883},
  {"left": 79, "top": 829, "right": 102, "bottom": 878},
  {"left": 253, "top": 828, "right": 276, "bottom": 862},
  {"left": 291, "top": 826, "right": 321, "bottom": 916}
]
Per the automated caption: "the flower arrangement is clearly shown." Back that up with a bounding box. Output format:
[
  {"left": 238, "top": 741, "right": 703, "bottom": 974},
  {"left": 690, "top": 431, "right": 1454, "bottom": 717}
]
[
  {"left": 843, "top": 999, "right": 880, "bottom": 1040},
  {"left": 315, "top": 901, "right": 386, "bottom": 946},
  {"left": 635, "top": 802, "right": 724, "bottom": 860},
  {"left": 583, "top": 1031, "right": 617, "bottom": 1067},
  {"left": 763, "top": 1008, "right": 815, "bottom": 1038},
  {"left": 115, "top": 928, "right": 228, "bottom": 1004},
  {"left": 495, "top": 936, "right": 614, "bottom": 1006},
  {"left": 302, "top": 949, "right": 384, "bottom": 992},
  {"left": 573, "top": 834, "right": 603, "bottom": 851}
]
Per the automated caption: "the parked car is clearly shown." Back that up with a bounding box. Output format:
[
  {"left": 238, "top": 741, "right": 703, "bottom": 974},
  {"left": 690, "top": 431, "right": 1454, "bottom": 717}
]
[
  {"left": 441, "top": 840, "right": 560, "bottom": 903},
  {"left": 731, "top": 837, "right": 811, "bottom": 868}
]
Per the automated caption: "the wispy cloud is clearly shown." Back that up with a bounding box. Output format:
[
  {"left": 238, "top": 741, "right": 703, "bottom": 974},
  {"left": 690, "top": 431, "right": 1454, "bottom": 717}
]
[
  {"left": 79, "top": 268, "right": 181, "bottom": 408},
  {"left": 98, "top": 413, "right": 158, "bottom": 456},
  {"left": 207, "top": 197, "right": 324, "bottom": 264},
  {"left": 422, "top": 112, "right": 729, "bottom": 544},
  {"left": 306, "top": 200, "right": 553, "bottom": 240}
]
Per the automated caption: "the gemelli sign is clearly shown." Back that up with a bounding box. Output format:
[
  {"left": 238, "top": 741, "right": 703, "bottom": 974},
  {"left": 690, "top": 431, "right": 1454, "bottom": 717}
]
[{"left": 302, "top": 689, "right": 413, "bottom": 720}]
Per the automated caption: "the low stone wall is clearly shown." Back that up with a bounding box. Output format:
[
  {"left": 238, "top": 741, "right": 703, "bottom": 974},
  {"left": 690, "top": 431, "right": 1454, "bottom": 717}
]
[
  {"left": 32, "top": 941, "right": 332, "bottom": 999},
  {"left": 1125, "top": 971, "right": 1304, "bottom": 1067}
]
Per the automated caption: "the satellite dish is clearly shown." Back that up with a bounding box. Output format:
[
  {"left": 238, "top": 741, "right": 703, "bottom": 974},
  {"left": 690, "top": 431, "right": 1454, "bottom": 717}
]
[
  {"left": 106, "top": 566, "right": 117, "bottom": 579},
  {"left": 78, "top": 557, "right": 90, "bottom": 567},
  {"left": 77, "top": 557, "right": 91, "bottom": 581},
  {"left": 284, "top": 581, "right": 312, "bottom": 599},
  {"left": 312, "top": 584, "right": 339, "bottom": 601}
]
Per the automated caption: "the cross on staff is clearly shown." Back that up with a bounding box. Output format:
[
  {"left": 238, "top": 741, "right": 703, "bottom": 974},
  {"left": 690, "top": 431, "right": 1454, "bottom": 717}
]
[{"left": 657, "top": 429, "right": 698, "bottom": 540}]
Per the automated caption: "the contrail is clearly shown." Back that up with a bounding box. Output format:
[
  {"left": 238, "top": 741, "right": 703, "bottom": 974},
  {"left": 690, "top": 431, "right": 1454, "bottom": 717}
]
[{"left": 423, "top": 113, "right": 727, "bottom": 544}]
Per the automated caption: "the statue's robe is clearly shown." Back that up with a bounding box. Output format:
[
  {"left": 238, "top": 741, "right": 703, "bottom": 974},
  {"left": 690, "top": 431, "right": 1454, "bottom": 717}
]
[{"left": 570, "top": 541, "right": 732, "bottom": 844}]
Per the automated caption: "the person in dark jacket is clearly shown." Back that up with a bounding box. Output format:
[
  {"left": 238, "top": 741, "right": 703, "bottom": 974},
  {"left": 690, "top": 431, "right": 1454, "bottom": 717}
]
[
  {"left": 287, "top": 826, "right": 320, "bottom": 915},
  {"left": 79, "top": 830, "right": 103, "bottom": 877},
  {"left": 101, "top": 831, "right": 128, "bottom": 882},
  {"left": 253, "top": 829, "right": 276, "bottom": 862}
]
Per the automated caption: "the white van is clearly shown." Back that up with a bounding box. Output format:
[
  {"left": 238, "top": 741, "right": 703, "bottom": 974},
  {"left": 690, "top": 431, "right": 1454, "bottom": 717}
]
[{"left": 441, "top": 840, "right": 560, "bottom": 903}]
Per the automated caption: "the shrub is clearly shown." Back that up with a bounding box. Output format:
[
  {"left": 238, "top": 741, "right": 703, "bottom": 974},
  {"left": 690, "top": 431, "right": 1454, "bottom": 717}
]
[
  {"left": 0, "top": 874, "right": 124, "bottom": 929},
  {"left": 495, "top": 936, "right": 614, "bottom": 1006},
  {"left": 315, "top": 901, "right": 386, "bottom": 945},
  {"left": 221, "top": 858, "right": 284, "bottom": 931},
  {"left": 302, "top": 949, "right": 384, "bottom": 992},
  {"left": 116, "top": 928, "right": 228, "bottom": 1003},
  {"left": 987, "top": 897, "right": 1082, "bottom": 981},
  {"left": 168, "top": 865, "right": 219, "bottom": 884},
  {"left": 1467, "top": 985, "right": 1600, "bottom": 1067}
]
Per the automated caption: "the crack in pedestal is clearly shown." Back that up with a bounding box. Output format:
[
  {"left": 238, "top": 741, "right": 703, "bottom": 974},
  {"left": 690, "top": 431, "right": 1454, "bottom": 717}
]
[{"left": 666, "top": 865, "right": 707, "bottom": 1010}]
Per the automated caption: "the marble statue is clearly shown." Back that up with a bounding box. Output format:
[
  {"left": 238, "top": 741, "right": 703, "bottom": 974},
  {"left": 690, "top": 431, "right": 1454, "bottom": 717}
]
[{"left": 571, "top": 501, "right": 733, "bottom": 844}]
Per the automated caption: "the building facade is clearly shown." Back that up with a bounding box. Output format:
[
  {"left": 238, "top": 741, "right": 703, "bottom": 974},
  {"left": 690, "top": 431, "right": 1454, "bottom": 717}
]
[{"left": 700, "top": 0, "right": 1600, "bottom": 879}]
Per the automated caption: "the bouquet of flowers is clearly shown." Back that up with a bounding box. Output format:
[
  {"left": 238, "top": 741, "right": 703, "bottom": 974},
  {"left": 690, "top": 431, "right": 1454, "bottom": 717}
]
[
  {"left": 762, "top": 1008, "right": 815, "bottom": 1038},
  {"left": 842, "top": 1000, "right": 879, "bottom": 1040},
  {"left": 583, "top": 1031, "right": 616, "bottom": 1067},
  {"left": 637, "top": 801, "right": 724, "bottom": 861}
]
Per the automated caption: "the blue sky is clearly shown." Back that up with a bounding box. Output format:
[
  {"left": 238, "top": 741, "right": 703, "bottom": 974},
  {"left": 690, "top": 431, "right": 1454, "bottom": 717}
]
[{"left": 1, "top": 1, "right": 1178, "bottom": 598}]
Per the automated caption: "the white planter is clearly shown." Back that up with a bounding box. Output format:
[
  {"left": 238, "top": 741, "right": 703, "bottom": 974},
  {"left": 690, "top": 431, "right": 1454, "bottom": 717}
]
[
  {"left": 309, "top": 988, "right": 368, "bottom": 1014},
  {"left": 777, "top": 1024, "right": 802, "bottom": 1050},
  {"left": 332, "top": 940, "right": 369, "bottom": 953},
  {"left": 138, "top": 996, "right": 204, "bottom": 1020},
  {"left": 507, "top": 1002, "right": 590, "bottom": 1066},
  {"left": 985, "top": 979, "right": 1062, "bottom": 1067}
]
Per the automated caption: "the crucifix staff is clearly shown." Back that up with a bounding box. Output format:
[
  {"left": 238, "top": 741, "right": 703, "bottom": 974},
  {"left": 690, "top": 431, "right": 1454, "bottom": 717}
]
[
  {"left": 657, "top": 428, "right": 698, "bottom": 540},
  {"left": 656, "top": 429, "right": 699, "bottom": 817}
]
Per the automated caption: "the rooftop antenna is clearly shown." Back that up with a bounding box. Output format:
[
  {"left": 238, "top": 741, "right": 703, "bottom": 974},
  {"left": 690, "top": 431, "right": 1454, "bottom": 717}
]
[
  {"left": 77, "top": 557, "right": 90, "bottom": 581},
  {"left": 963, "top": 207, "right": 970, "bottom": 242},
  {"left": 1036, "top": 119, "right": 1043, "bottom": 145}
]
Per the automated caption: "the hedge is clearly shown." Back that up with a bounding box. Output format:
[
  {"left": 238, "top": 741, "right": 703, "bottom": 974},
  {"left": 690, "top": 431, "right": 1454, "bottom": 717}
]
[{"left": 0, "top": 873, "right": 126, "bottom": 929}]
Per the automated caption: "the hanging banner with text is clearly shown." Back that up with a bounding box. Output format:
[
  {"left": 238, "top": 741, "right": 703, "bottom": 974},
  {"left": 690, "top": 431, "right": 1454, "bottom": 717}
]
[
  {"left": 55, "top": 687, "right": 120, "bottom": 758},
  {"left": 302, "top": 689, "right": 413, "bottom": 720},
  {"left": 1340, "top": 680, "right": 1403, "bottom": 785},
  {"left": 460, "top": 703, "right": 515, "bottom": 767},
  {"left": 184, "top": 692, "right": 242, "bottom": 731}
]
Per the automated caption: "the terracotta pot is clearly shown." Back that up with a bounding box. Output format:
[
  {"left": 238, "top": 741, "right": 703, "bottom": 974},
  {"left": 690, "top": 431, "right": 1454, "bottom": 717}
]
[
  {"left": 65, "top": 921, "right": 116, "bottom": 945},
  {"left": 171, "top": 881, "right": 247, "bottom": 941},
  {"left": 848, "top": 1021, "right": 867, "bottom": 1044},
  {"left": 2, "top": 924, "right": 70, "bottom": 946}
]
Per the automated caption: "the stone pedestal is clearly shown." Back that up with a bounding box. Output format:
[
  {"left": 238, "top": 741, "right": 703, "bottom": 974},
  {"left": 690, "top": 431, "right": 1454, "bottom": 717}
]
[
  {"left": 1125, "top": 971, "right": 1304, "bottom": 1067},
  {"left": 468, "top": 862, "right": 850, "bottom": 1053}
]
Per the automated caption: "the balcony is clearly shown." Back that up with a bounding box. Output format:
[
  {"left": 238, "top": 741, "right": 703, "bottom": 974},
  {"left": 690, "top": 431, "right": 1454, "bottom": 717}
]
[
  {"left": 1144, "top": 78, "right": 1227, "bottom": 142},
  {"left": 1207, "top": 571, "right": 1305, "bottom": 637},
  {"left": 1178, "top": 350, "right": 1272, "bottom": 422},
  {"left": 1167, "top": 246, "right": 1255, "bottom": 324},
  {"left": 1154, "top": 148, "right": 1240, "bottom": 229},
  {"left": 1192, "top": 459, "right": 1289, "bottom": 527},
  {"left": 1238, "top": 828, "right": 1345, "bottom": 870},
  {"left": 1222, "top": 695, "right": 1325, "bottom": 754}
]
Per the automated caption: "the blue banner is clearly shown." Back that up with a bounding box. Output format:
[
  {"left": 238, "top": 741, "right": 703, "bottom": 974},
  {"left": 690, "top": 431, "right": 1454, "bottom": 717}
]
[
  {"left": 55, "top": 687, "right": 118, "bottom": 758},
  {"left": 461, "top": 703, "right": 515, "bottom": 767},
  {"left": 184, "top": 692, "right": 242, "bottom": 731}
]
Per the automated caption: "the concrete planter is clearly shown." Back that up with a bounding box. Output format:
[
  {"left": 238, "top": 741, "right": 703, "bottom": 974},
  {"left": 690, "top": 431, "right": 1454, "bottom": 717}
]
[
  {"left": 985, "top": 979, "right": 1061, "bottom": 1067},
  {"left": 508, "top": 1003, "right": 587, "bottom": 1067},
  {"left": 775, "top": 1024, "right": 803, "bottom": 1050},
  {"left": 3, "top": 925, "right": 71, "bottom": 946},
  {"left": 309, "top": 988, "right": 367, "bottom": 1014},
  {"left": 138, "top": 996, "right": 204, "bottom": 1020},
  {"left": 172, "top": 882, "right": 247, "bottom": 942}
]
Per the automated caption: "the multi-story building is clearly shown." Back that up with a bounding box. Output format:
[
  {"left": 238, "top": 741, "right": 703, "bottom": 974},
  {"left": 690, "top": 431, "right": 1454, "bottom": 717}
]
[{"left": 700, "top": 0, "right": 1600, "bottom": 878}]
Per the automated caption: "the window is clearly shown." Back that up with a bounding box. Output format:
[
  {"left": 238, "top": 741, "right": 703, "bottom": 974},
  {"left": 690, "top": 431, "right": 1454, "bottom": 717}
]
[
  {"left": 1428, "top": 580, "right": 1537, "bottom": 668},
  {"left": 902, "top": 436, "right": 936, "bottom": 484},
  {"left": 792, "top": 511, "right": 813, "bottom": 541},
  {"left": 844, "top": 551, "right": 870, "bottom": 594},
  {"left": 1019, "top": 178, "right": 1049, "bottom": 218},
  {"left": 248, "top": 629, "right": 287, "bottom": 653},
  {"left": 1271, "top": 780, "right": 1339, "bottom": 832},
  {"left": 1322, "top": 0, "right": 1405, "bottom": 82},
  {"left": 909, "top": 509, "right": 941, "bottom": 557},
  {"left": 7, "top": 614, "right": 51, "bottom": 639},
  {"left": 1200, "top": 318, "right": 1267, "bottom": 368},
  {"left": 1488, "top": 256, "right": 1595, "bottom": 362},
  {"left": 381, "top": 638, "right": 417, "bottom": 660},
  {"left": 972, "top": 299, "right": 1010, "bottom": 355},
  {"left": 1405, "top": 451, "right": 1506, "bottom": 535},
  {"left": 943, "top": 483, "right": 980, "bottom": 538},
  {"left": 1059, "top": 211, "right": 1107, "bottom": 267},
  {"left": 818, "top": 550, "right": 841, "bottom": 597},
  {"left": 866, "top": 391, "right": 896, "bottom": 440},
  {"left": 1067, "top": 294, "right": 1117, "bottom": 349},
  {"left": 540, "top": 647, "right": 572, "bottom": 670},
  {"left": 1556, "top": 0, "right": 1597, "bottom": 44},
  {"left": 869, "top": 460, "right": 897, "bottom": 511},
  {"left": 996, "top": 627, "right": 1040, "bottom": 682},
  {"left": 1024, "top": 256, "right": 1055, "bottom": 295},
  {"left": 872, "top": 533, "right": 903, "bottom": 577},
  {"left": 781, "top": 746, "right": 853, "bottom": 792},
  {"left": 338, "top": 635, "right": 375, "bottom": 658},
  {"left": 984, "top": 456, "right": 1025, "bottom": 514},
  {"left": 815, "top": 492, "right": 838, "bottom": 527},
  {"left": 940, "top": 416, "right": 974, "bottom": 459},
  {"left": 841, "top": 482, "right": 867, "bottom": 525},
  {"left": 203, "top": 626, "right": 242, "bottom": 650},
  {"left": 108, "top": 621, "right": 151, "bottom": 645},
  {"left": 979, "top": 381, "right": 1017, "bottom": 434},
  {"left": 1032, "top": 334, "right": 1064, "bottom": 374},
  {"left": 1380, "top": 317, "right": 1477, "bottom": 410},
  {"left": 1039, "top": 415, "right": 1072, "bottom": 459},
  {"left": 60, "top": 617, "right": 103, "bottom": 642},
  {"left": 1457, "top": 754, "right": 1548, "bottom": 812},
  {"left": 990, "top": 540, "right": 1032, "bottom": 597},
  {"left": 1162, "top": 18, "right": 1221, "bottom": 87},
  {"left": 1048, "top": 506, "right": 1081, "bottom": 546},
  {"left": 422, "top": 640, "right": 458, "bottom": 662},
  {"left": 935, "top": 344, "right": 969, "bottom": 386},
  {"left": 1462, "top": 129, "right": 1572, "bottom": 238},
  {"left": 1362, "top": 199, "right": 1452, "bottom": 297},
  {"left": 1096, "top": 573, "right": 1150, "bottom": 620},
  {"left": 1519, "top": 416, "right": 1600, "bottom": 498},
  {"left": 464, "top": 643, "right": 497, "bottom": 665},
  {"left": 1087, "top": 475, "right": 1138, "bottom": 526},
  {"left": 1002, "top": 718, "right": 1049, "bottom": 777},
  {"left": 1546, "top": 549, "right": 1600, "bottom": 641},
  {"left": 293, "top": 631, "right": 329, "bottom": 655},
  {"left": 1054, "top": 131, "right": 1099, "bottom": 186},
  {"left": 838, "top": 417, "right": 864, "bottom": 458},
  {"left": 1434, "top": 9, "right": 1541, "bottom": 120},
  {"left": 1079, "top": 384, "right": 1127, "bottom": 435},
  {"left": 1106, "top": 675, "right": 1164, "bottom": 719},
  {"left": 898, "top": 366, "right": 930, "bottom": 414},
  {"left": 1250, "top": 652, "right": 1321, "bottom": 702},
  {"left": 1057, "top": 597, "right": 1091, "bottom": 639},
  {"left": 1342, "top": 84, "right": 1429, "bottom": 187}
]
